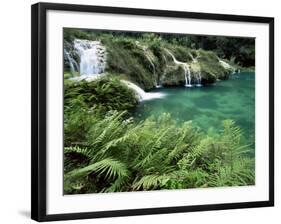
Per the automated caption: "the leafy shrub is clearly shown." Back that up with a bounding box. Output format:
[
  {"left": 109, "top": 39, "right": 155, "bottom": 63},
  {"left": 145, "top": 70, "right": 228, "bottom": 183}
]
[
  {"left": 64, "top": 77, "right": 138, "bottom": 146},
  {"left": 64, "top": 111, "right": 255, "bottom": 194}
]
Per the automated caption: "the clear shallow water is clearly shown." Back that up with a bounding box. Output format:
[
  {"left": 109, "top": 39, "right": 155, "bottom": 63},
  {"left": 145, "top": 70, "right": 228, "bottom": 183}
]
[{"left": 135, "top": 72, "right": 255, "bottom": 145}]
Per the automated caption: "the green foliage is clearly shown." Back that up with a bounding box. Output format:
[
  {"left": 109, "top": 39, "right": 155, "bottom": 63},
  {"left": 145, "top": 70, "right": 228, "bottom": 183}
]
[
  {"left": 64, "top": 77, "right": 138, "bottom": 146},
  {"left": 64, "top": 76, "right": 138, "bottom": 112},
  {"left": 63, "top": 28, "right": 255, "bottom": 194},
  {"left": 159, "top": 34, "right": 255, "bottom": 67},
  {"left": 64, "top": 110, "right": 255, "bottom": 194},
  {"left": 64, "top": 28, "right": 255, "bottom": 67},
  {"left": 64, "top": 28, "right": 253, "bottom": 90},
  {"left": 104, "top": 38, "right": 155, "bottom": 90}
]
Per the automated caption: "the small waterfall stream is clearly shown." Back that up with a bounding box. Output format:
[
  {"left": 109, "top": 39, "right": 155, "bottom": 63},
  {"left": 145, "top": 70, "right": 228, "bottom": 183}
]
[
  {"left": 64, "top": 49, "right": 79, "bottom": 73},
  {"left": 145, "top": 54, "right": 158, "bottom": 86},
  {"left": 189, "top": 52, "right": 202, "bottom": 86},
  {"left": 136, "top": 41, "right": 160, "bottom": 88},
  {"left": 121, "top": 80, "right": 165, "bottom": 101},
  {"left": 165, "top": 49, "right": 192, "bottom": 87},
  {"left": 183, "top": 65, "right": 192, "bottom": 87},
  {"left": 196, "top": 72, "right": 202, "bottom": 87},
  {"left": 218, "top": 58, "right": 234, "bottom": 71}
]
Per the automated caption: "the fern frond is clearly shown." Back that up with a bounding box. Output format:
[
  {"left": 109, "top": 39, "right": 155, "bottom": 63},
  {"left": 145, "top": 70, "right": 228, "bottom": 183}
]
[
  {"left": 64, "top": 146, "right": 91, "bottom": 158},
  {"left": 132, "top": 174, "right": 171, "bottom": 190},
  {"left": 103, "top": 176, "right": 128, "bottom": 193},
  {"left": 68, "top": 157, "right": 128, "bottom": 180}
]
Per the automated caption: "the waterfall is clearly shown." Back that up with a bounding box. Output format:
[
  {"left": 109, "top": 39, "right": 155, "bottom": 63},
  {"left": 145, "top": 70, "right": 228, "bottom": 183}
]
[
  {"left": 121, "top": 80, "right": 165, "bottom": 101},
  {"left": 165, "top": 49, "right": 192, "bottom": 87},
  {"left": 136, "top": 41, "right": 160, "bottom": 87},
  {"left": 64, "top": 49, "right": 79, "bottom": 73},
  {"left": 218, "top": 58, "right": 236, "bottom": 72},
  {"left": 73, "top": 39, "right": 106, "bottom": 78},
  {"left": 183, "top": 65, "right": 192, "bottom": 87},
  {"left": 145, "top": 54, "right": 158, "bottom": 86},
  {"left": 155, "top": 84, "right": 162, "bottom": 88},
  {"left": 188, "top": 52, "right": 195, "bottom": 62},
  {"left": 219, "top": 59, "right": 231, "bottom": 69},
  {"left": 196, "top": 72, "right": 202, "bottom": 87},
  {"left": 188, "top": 52, "right": 202, "bottom": 86}
]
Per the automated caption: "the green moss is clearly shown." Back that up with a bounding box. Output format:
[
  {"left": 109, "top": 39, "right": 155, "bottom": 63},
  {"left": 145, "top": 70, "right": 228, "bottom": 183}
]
[
  {"left": 162, "top": 66, "right": 185, "bottom": 86},
  {"left": 63, "top": 29, "right": 247, "bottom": 89},
  {"left": 104, "top": 39, "right": 155, "bottom": 90},
  {"left": 64, "top": 39, "right": 233, "bottom": 88}
]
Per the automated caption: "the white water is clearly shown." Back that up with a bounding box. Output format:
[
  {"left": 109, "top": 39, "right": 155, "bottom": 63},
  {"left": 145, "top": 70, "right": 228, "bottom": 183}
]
[
  {"left": 73, "top": 39, "right": 106, "bottom": 77},
  {"left": 219, "top": 59, "right": 235, "bottom": 71},
  {"left": 196, "top": 72, "right": 202, "bottom": 87},
  {"left": 145, "top": 54, "right": 158, "bottom": 86},
  {"left": 121, "top": 80, "right": 165, "bottom": 101},
  {"left": 136, "top": 41, "right": 160, "bottom": 87},
  {"left": 189, "top": 53, "right": 202, "bottom": 86},
  {"left": 155, "top": 84, "right": 163, "bottom": 88},
  {"left": 165, "top": 49, "right": 192, "bottom": 87},
  {"left": 188, "top": 52, "right": 196, "bottom": 62},
  {"left": 184, "top": 65, "right": 192, "bottom": 87},
  {"left": 70, "top": 74, "right": 105, "bottom": 82},
  {"left": 64, "top": 49, "right": 79, "bottom": 73}
]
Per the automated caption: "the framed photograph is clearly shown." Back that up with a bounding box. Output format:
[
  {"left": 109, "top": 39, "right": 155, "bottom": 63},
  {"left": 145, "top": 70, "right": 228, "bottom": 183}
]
[{"left": 31, "top": 2, "right": 274, "bottom": 222}]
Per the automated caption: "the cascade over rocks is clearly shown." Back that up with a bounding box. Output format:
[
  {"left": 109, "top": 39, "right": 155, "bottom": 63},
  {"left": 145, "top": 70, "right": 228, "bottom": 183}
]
[
  {"left": 64, "top": 37, "right": 236, "bottom": 96},
  {"left": 64, "top": 39, "right": 107, "bottom": 79}
]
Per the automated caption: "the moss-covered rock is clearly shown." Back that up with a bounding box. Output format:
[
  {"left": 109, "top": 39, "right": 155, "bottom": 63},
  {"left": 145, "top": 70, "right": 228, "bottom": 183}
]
[
  {"left": 162, "top": 66, "right": 186, "bottom": 86},
  {"left": 64, "top": 33, "right": 238, "bottom": 90}
]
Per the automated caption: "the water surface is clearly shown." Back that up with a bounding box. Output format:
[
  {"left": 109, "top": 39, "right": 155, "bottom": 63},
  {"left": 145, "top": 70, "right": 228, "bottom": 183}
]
[{"left": 135, "top": 72, "right": 255, "bottom": 146}]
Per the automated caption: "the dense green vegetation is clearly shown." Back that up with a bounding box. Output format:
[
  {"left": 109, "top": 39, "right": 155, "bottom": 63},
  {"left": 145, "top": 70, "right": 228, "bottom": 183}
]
[
  {"left": 64, "top": 29, "right": 254, "bottom": 90},
  {"left": 64, "top": 77, "right": 138, "bottom": 145},
  {"left": 64, "top": 77, "right": 254, "bottom": 194},
  {"left": 64, "top": 28, "right": 255, "bottom": 67},
  {"left": 159, "top": 34, "right": 255, "bottom": 67},
  {"left": 63, "top": 29, "right": 255, "bottom": 194}
]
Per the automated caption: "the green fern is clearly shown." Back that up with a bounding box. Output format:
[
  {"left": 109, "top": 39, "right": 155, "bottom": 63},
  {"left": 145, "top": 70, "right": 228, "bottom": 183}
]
[
  {"left": 64, "top": 101, "right": 255, "bottom": 194},
  {"left": 68, "top": 157, "right": 128, "bottom": 180},
  {"left": 64, "top": 146, "right": 91, "bottom": 158},
  {"left": 132, "top": 174, "right": 171, "bottom": 190}
]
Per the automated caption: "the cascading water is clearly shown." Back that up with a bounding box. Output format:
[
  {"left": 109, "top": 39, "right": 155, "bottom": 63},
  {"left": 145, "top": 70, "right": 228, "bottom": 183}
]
[
  {"left": 64, "top": 49, "right": 79, "bottom": 73},
  {"left": 188, "top": 52, "right": 195, "bottom": 62},
  {"left": 196, "top": 72, "right": 202, "bottom": 87},
  {"left": 121, "top": 80, "right": 165, "bottom": 101},
  {"left": 218, "top": 58, "right": 236, "bottom": 72},
  {"left": 136, "top": 41, "right": 160, "bottom": 88},
  {"left": 183, "top": 65, "right": 192, "bottom": 87},
  {"left": 189, "top": 52, "right": 202, "bottom": 87},
  {"left": 218, "top": 59, "right": 231, "bottom": 69},
  {"left": 145, "top": 54, "right": 158, "bottom": 86},
  {"left": 165, "top": 49, "right": 192, "bottom": 87},
  {"left": 72, "top": 39, "right": 106, "bottom": 80}
]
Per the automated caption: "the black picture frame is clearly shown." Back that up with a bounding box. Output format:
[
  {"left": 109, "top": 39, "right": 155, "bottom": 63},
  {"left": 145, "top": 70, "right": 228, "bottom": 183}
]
[{"left": 31, "top": 2, "right": 274, "bottom": 222}]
